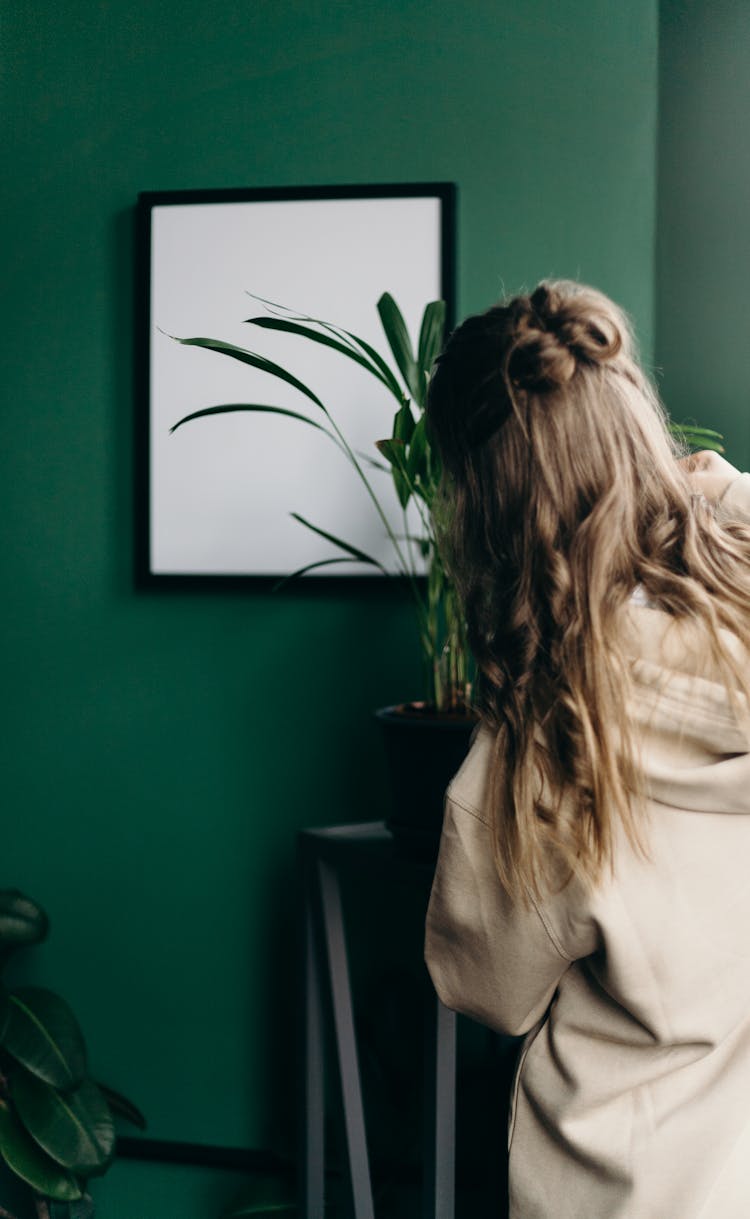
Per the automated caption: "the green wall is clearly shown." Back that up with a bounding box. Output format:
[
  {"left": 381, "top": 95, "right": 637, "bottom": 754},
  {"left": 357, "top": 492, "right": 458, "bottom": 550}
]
[
  {"left": 657, "top": 0, "right": 750, "bottom": 465},
  {"left": 2, "top": 0, "right": 658, "bottom": 1187}
]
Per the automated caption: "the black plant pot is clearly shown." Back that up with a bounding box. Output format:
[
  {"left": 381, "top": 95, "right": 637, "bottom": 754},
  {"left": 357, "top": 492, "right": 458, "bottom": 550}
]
[{"left": 375, "top": 703, "right": 478, "bottom": 864}]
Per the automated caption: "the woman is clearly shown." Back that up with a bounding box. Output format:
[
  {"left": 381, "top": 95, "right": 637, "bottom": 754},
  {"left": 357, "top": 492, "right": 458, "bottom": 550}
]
[{"left": 423, "top": 280, "right": 750, "bottom": 1219}]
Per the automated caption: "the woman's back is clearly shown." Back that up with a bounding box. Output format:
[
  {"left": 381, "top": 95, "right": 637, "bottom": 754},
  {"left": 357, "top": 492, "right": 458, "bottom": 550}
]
[
  {"left": 426, "top": 534, "right": 750, "bottom": 1215},
  {"left": 422, "top": 277, "right": 750, "bottom": 1217}
]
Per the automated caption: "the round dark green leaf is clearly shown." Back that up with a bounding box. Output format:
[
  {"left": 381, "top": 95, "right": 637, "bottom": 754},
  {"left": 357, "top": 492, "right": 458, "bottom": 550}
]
[
  {"left": 96, "top": 1081, "right": 146, "bottom": 1131},
  {"left": 0, "top": 1100, "right": 82, "bottom": 1202},
  {"left": 0, "top": 892, "right": 49, "bottom": 957},
  {"left": 221, "top": 1171, "right": 297, "bottom": 1217},
  {"left": 12, "top": 1072, "right": 114, "bottom": 1176},
  {"left": 0, "top": 988, "right": 87, "bottom": 1089},
  {"left": 50, "top": 1194, "right": 94, "bottom": 1219}
]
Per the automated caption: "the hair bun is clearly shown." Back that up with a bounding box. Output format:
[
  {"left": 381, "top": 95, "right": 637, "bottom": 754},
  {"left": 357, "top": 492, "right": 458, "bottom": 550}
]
[{"left": 507, "top": 281, "right": 624, "bottom": 393}]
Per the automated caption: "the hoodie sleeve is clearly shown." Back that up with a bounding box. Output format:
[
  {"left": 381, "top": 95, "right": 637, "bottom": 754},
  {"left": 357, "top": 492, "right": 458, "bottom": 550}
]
[
  {"left": 424, "top": 794, "right": 580, "bottom": 1036},
  {"left": 719, "top": 471, "right": 750, "bottom": 522}
]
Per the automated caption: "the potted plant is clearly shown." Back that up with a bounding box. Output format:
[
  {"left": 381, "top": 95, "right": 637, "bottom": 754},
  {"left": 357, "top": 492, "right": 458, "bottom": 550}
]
[
  {"left": 0, "top": 891, "right": 144, "bottom": 1219},
  {"left": 169, "top": 293, "right": 725, "bottom": 854},
  {"left": 170, "top": 292, "right": 477, "bottom": 857}
]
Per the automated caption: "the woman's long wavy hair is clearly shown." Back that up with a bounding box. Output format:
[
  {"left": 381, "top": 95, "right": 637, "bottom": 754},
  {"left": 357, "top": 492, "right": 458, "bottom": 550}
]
[{"left": 427, "top": 280, "right": 750, "bottom": 901}]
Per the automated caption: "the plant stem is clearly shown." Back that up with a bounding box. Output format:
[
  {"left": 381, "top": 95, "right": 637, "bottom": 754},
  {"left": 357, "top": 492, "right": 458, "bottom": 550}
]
[
  {"left": 325, "top": 413, "right": 432, "bottom": 640},
  {"left": 401, "top": 507, "right": 415, "bottom": 577},
  {"left": 332, "top": 421, "right": 412, "bottom": 573},
  {"left": 33, "top": 1200, "right": 51, "bottom": 1219},
  {"left": 0, "top": 1205, "right": 20, "bottom": 1219}
]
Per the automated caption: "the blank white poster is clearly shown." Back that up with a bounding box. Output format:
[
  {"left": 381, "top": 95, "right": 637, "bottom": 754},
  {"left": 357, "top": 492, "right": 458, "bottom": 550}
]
[{"left": 147, "top": 193, "right": 445, "bottom": 577}]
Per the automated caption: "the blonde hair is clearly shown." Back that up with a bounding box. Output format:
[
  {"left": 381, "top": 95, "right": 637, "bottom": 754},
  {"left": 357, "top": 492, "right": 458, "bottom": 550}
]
[{"left": 427, "top": 280, "right": 750, "bottom": 900}]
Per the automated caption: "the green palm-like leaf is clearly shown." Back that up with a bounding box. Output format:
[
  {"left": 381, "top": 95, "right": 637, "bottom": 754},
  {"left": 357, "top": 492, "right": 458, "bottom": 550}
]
[
  {"left": 375, "top": 438, "right": 407, "bottom": 468},
  {"left": 406, "top": 415, "right": 430, "bottom": 496},
  {"left": 669, "top": 421, "right": 725, "bottom": 453},
  {"left": 244, "top": 317, "right": 400, "bottom": 400},
  {"left": 273, "top": 557, "right": 374, "bottom": 590},
  {"left": 393, "top": 401, "right": 415, "bottom": 445},
  {"left": 375, "top": 438, "right": 411, "bottom": 509},
  {"left": 342, "top": 333, "right": 405, "bottom": 403},
  {"left": 0, "top": 1100, "right": 82, "bottom": 1202},
  {"left": 169, "top": 403, "right": 338, "bottom": 445},
  {"left": 170, "top": 336, "right": 326, "bottom": 411},
  {"left": 394, "top": 532, "right": 432, "bottom": 558},
  {"left": 356, "top": 450, "right": 389, "bottom": 472},
  {"left": 289, "top": 514, "right": 388, "bottom": 573},
  {"left": 245, "top": 294, "right": 405, "bottom": 402},
  {"left": 12, "top": 1073, "right": 115, "bottom": 1176},
  {"left": 377, "top": 294, "right": 421, "bottom": 402},
  {"left": 417, "top": 301, "right": 446, "bottom": 374},
  {"left": 0, "top": 988, "right": 87, "bottom": 1090},
  {"left": 416, "top": 300, "right": 446, "bottom": 407}
]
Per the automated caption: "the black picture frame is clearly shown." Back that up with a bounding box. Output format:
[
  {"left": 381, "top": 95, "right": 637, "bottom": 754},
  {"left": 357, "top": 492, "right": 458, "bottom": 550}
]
[{"left": 135, "top": 182, "right": 457, "bottom": 588}]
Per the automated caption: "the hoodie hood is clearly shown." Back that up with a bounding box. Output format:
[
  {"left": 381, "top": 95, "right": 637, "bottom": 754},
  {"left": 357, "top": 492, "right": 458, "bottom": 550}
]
[{"left": 625, "top": 604, "right": 750, "bottom": 815}]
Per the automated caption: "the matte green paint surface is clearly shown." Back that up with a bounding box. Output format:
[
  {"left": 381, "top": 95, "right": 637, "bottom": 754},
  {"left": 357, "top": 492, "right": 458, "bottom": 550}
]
[
  {"left": 3, "top": 0, "right": 657, "bottom": 1168},
  {"left": 657, "top": 0, "right": 750, "bottom": 466},
  {"left": 85, "top": 1161, "right": 251, "bottom": 1219}
]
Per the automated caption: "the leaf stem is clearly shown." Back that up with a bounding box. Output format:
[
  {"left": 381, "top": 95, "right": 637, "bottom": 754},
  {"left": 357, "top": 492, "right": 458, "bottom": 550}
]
[
  {"left": 402, "top": 506, "right": 416, "bottom": 579},
  {"left": 324, "top": 413, "right": 431, "bottom": 639}
]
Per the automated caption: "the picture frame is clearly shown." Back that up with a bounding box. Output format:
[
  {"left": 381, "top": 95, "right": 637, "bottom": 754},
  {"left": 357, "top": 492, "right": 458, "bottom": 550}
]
[{"left": 135, "top": 183, "right": 456, "bottom": 585}]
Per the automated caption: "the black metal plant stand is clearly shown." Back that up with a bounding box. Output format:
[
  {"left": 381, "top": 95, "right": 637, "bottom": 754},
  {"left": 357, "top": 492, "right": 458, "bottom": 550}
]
[{"left": 299, "top": 822, "right": 458, "bottom": 1219}]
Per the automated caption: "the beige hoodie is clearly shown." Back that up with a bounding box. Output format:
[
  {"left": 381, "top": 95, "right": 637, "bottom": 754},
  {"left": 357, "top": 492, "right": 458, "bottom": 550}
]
[{"left": 424, "top": 473, "right": 750, "bottom": 1219}]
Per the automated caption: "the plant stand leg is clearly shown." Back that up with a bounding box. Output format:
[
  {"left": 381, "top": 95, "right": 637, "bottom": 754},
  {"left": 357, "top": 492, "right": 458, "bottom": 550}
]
[
  {"left": 423, "top": 982, "right": 457, "bottom": 1219},
  {"left": 301, "top": 851, "right": 326, "bottom": 1219},
  {"left": 316, "top": 857, "right": 375, "bottom": 1219}
]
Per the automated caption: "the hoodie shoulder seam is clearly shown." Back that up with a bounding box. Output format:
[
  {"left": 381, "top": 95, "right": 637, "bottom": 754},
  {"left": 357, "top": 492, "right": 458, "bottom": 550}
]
[{"left": 446, "top": 790, "right": 492, "bottom": 828}]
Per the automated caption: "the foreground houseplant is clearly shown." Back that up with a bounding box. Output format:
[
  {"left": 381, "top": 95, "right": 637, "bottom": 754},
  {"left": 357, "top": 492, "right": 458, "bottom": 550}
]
[{"left": 0, "top": 891, "right": 144, "bottom": 1218}]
